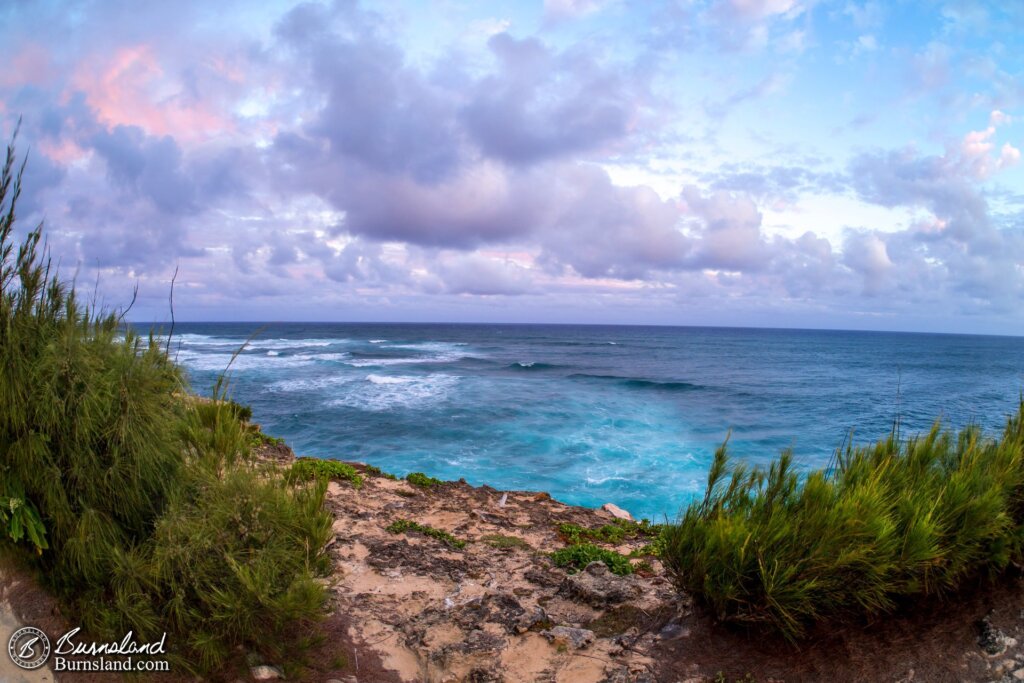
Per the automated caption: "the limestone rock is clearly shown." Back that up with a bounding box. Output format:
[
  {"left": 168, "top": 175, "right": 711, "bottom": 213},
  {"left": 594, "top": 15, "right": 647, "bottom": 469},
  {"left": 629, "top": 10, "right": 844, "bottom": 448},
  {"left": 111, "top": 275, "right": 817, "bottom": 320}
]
[
  {"left": 558, "top": 561, "right": 641, "bottom": 608},
  {"left": 541, "top": 625, "right": 595, "bottom": 650},
  {"left": 600, "top": 503, "right": 633, "bottom": 520},
  {"left": 250, "top": 665, "right": 283, "bottom": 680},
  {"left": 979, "top": 615, "right": 1009, "bottom": 656}
]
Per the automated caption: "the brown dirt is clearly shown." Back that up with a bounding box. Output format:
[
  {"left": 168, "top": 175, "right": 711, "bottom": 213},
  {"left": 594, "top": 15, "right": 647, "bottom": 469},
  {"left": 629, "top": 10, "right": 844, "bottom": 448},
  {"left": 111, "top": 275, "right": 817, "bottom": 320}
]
[
  {"left": 0, "top": 557, "right": 157, "bottom": 683},
  {"left": 654, "top": 575, "right": 1024, "bottom": 683}
]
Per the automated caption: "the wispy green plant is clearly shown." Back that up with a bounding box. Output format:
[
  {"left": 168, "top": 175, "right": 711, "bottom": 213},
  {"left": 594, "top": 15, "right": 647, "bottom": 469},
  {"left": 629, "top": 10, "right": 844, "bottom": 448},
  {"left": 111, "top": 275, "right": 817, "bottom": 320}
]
[
  {"left": 0, "top": 129, "right": 185, "bottom": 584},
  {"left": 135, "top": 470, "right": 333, "bottom": 672},
  {"left": 663, "top": 409, "right": 1024, "bottom": 640},
  {"left": 0, "top": 133, "right": 334, "bottom": 675}
]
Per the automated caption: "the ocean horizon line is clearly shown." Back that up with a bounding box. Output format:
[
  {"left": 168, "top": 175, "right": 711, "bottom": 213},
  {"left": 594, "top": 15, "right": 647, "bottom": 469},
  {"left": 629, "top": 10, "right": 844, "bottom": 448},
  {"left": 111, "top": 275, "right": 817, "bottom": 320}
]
[{"left": 127, "top": 320, "right": 1024, "bottom": 341}]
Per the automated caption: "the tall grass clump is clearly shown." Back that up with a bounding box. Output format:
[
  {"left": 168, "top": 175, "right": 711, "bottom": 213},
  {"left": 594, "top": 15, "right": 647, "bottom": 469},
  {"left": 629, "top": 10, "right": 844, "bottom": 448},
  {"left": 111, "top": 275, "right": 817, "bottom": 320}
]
[
  {"left": 663, "top": 409, "right": 1024, "bottom": 640},
  {"left": 0, "top": 133, "right": 333, "bottom": 674},
  {"left": 0, "top": 131, "right": 185, "bottom": 581}
]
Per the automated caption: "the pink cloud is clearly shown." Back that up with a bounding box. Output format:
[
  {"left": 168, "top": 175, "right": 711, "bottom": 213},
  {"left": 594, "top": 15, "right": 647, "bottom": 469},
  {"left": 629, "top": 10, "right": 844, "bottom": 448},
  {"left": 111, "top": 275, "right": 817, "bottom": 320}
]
[
  {"left": 0, "top": 43, "right": 57, "bottom": 88},
  {"left": 69, "top": 45, "right": 231, "bottom": 142}
]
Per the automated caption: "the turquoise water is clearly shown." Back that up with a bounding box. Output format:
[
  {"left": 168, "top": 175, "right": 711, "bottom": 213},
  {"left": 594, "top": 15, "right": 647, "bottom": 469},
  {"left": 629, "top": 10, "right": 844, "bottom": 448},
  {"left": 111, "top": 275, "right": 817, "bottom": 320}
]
[{"left": 162, "top": 323, "right": 1024, "bottom": 520}]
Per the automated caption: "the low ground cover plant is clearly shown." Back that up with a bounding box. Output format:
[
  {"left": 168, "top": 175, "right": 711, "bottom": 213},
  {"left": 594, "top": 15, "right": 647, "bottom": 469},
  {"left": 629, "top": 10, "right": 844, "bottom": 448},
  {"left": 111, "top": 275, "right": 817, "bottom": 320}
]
[
  {"left": 386, "top": 518, "right": 466, "bottom": 548},
  {"left": 551, "top": 542, "right": 634, "bottom": 575},
  {"left": 289, "top": 457, "right": 364, "bottom": 488},
  {"left": 406, "top": 471, "right": 443, "bottom": 488}
]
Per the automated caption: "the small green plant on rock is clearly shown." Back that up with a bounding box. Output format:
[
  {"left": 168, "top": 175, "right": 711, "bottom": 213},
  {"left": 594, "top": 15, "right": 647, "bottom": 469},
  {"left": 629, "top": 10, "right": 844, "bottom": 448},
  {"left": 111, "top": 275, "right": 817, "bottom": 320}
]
[
  {"left": 480, "top": 534, "right": 531, "bottom": 550},
  {"left": 557, "top": 519, "right": 665, "bottom": 546},
  {"left": 550, "top": 543, "right": 633, "bottom": 576},
  {"left": 406, "top": 472, "right": 442, "bottom": 488},
  {"left": 386, "top": 519, "right": 466, "bottom": 549},
  {"left": 288, "top": 458, "right": 364, "bottom": 488},
  {"left": 363, "top": 464, "right": 398, "bottom": 480}
]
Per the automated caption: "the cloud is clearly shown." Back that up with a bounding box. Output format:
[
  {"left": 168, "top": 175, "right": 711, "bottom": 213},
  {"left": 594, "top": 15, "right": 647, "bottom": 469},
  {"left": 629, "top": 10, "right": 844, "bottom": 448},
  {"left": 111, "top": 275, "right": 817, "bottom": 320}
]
[
  {"left": 842, "top": 232, "right": 892, "bottom": 293},
  {"left": 1, "top": 0, "right": 1022, "bottom": 330},
  {"left": 536, "top": 165, "right": 688, "bottom": 279},
  {"left": 850, "top": 117, "right": 1019, "bottom": 245},
  {"left": 707, "top": 0, "right": 809, "bottom": 51},
  {"left": 461, "top": 33, "right": 647, "bottom": 166},
  {"left": 436, "top": 253, "right": 535, "bottom": 295},
  {"left": 704, "top": 71, "right": 790, "bottom": 117},
  {"left": 681, "top": 186, "right": 772, "bottom": 271},
  {"left": 844, "top": 117, "right": 1024, "bottom": 307},
  {"left": 91, "top": 125, "right": 197, "bottom": 214},
  {"left": 543, "top": 0, "right": 608, "bottom": 22}
]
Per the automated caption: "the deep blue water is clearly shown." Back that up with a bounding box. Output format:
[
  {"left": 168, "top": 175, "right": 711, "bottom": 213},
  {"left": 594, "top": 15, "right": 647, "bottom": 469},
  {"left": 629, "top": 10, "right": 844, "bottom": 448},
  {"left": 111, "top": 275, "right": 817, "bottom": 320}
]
[{"left": 156, "top": 323, "right": 1024, "bottom": 520}]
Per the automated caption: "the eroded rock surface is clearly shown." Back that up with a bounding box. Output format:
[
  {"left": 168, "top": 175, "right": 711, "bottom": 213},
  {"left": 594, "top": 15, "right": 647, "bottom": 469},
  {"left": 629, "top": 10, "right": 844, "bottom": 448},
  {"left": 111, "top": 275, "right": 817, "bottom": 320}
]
[{"left": 308, "top": 459, "right": 680, "bottom": 683}]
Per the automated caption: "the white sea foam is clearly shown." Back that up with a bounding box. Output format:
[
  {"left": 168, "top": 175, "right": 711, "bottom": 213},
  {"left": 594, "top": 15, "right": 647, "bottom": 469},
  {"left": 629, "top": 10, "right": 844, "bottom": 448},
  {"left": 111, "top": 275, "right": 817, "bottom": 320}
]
[
  {"left": 174, "top": 349, "right": 317, "bottom": 372},
  {"left": 342, "top": 351, "right": 465, "bottom": 367},
  {"left": 251, "top": 338, "right": 338, "bottom": 350},
  {"left": 267, "top": 350, "right": 280, "bottom": 356},
  {"left": 387, "top": 341, "right": 467, "bottom": 352},
  {"left": 172, "top": 333, "right": 344, "bottom": 351},
  {"left": 583, "top": 474, "right": 632, "bottom": 485},
  {"left": 293, "top": 352, "right": 351, "bottom": 362},
  {"left": 366, "top": 374, "right": 413, "bottom": 385},
  {"left": 343, "top": 358, "right": 421, "bottom": 367},
  {"left": 329, "top": 374, "right": 459, "bottom": 411},
  {"left": 270, "top": 373, "right": 356, "bottom": 392},
  {"left": 172, "top": 333, "right": 243, "bottom": 347},
  {"left": 369, "top": 339, "right": 387, "bottom": 343}
]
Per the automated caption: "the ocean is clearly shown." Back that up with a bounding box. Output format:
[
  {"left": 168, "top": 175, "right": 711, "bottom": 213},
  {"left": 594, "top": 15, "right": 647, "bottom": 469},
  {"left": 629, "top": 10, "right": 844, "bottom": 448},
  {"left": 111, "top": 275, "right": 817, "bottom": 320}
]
[{"left": 159, "top": 323, "right": 1024, "bottom": 521}]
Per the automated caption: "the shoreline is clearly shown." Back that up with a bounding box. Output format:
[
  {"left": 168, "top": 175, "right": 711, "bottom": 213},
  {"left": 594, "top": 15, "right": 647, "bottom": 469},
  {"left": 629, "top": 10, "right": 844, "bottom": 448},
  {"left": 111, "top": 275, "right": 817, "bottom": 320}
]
[
  {"left": 6, "top": 436, "right": 1024, "bottom": 682},
  {"left": 255, "top": 440, "right": 1024, "bottom": 682}
]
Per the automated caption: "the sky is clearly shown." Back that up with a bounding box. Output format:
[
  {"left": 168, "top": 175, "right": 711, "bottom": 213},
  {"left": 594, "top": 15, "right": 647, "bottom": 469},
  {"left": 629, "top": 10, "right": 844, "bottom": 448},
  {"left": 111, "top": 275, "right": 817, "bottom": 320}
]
[{"left": 1, "top": 0, "right": 1023, "bottom": 333}]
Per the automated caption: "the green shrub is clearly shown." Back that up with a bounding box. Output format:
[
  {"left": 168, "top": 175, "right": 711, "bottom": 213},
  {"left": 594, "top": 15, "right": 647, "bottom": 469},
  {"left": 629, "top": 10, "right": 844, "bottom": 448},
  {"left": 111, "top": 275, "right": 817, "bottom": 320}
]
[
  {"left": 288, "top": 457, "right": 363, "bottom": 488},
  {"left": 551, "top": 543, "right": 634, "bottom": 576},
  {"left": 246, "top": 429, "right": 286, "bottom": 449},
  {"left": 225, "top": 399, "right": 253, "bottom": 422},
  {"left": 663, "top": 409, "right": 1024, "bottom": 640},
  {"left": 128, "top": 470, "right": 333, "bottom": 672},
  {"left": 0, "top": 135, "right": 335, "bottom": 675},
  {"left": 386, "top": 518, "right": 466, "bottom": 549},
  {"left": 406, "top": 471, "right": 442, "bottom": 488},
  {"left": 184, "top": 395, "right": 258, "bottom": 473},
  {"left": 0, "top": 135, "right": 186, "bottom": 585},
  {"left": 0, "top": 480, "right": 47, "bottom": 551}
]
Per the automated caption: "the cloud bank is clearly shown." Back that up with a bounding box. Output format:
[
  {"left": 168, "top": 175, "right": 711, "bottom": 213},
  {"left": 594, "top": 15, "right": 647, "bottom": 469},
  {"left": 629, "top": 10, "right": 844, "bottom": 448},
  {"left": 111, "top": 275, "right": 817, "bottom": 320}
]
[{"left": 1, "top": 0, "right": 1022, "bottom": 333}]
